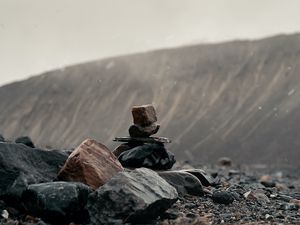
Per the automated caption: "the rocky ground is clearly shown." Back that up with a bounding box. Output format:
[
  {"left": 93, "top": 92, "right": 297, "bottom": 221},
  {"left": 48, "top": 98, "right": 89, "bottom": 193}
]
[
  {"left": 156, "top": 162, "right": 300, "bottom": 225},
  {"left": 1, "top": 159, "right": 299, "bottom": 224}
]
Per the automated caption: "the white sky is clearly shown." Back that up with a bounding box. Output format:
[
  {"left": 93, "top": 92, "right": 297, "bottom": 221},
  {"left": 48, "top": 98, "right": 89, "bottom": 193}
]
[{"left": 1, "top": 0, "right": 300, "bottom": 86}]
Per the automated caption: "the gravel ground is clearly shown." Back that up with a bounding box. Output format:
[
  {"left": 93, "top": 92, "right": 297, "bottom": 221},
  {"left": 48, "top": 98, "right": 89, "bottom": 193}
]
[
  {"left": 1, "top": 163, "right": 299, "bottom": 225},
  {"left": 157, "top": 163, "right": 300, "bottom": 225}
]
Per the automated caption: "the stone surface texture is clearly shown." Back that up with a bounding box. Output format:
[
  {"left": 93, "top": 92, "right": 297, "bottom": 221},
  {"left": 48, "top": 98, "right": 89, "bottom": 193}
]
[
  {"left": 58, "top": 139, "right": 124, "bottom": 189},
  {"left": 87, "top": 168, "right": 178, "bottom": 224},
  {"left": 132, "top": 104, "right": 157, "bottom": 126}
]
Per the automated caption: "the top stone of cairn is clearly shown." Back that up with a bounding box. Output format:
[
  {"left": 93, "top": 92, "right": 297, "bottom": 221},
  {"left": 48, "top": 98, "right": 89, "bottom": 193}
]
[{"left": 132, "top": 104, "right": 157, "bottom": 126}]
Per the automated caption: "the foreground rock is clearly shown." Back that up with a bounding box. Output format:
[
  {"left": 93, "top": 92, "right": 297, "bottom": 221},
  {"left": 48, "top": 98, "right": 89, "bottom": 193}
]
[
  {"left": 0, "top": 142, "right": 68, "bottom": 204},
  {"left": 57, "top": 139, "right": 124, "bottom": 189},
  {"left": 118, "top": 142, "right": 175, "bottom": 170},
  {"left": 158, "top": 171, "right": 204, "bottom": 196},
  {"left": 15, "top": 136, "right": 35, "bottom": 148},
  {"left": 22, "top": 182, "right": 91, "bottom": 224},
  {"left": 87, "top": 168, "right": 178, "bottom": 224}
]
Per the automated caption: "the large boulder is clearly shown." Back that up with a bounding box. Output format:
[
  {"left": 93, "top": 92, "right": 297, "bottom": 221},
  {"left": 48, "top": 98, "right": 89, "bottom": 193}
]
[
  {"left": 87, "top": 168, "right": 178, "bottom": 224},
  {"left": 0, "top": 142, "right": 68, "bottom": 204},
  {"left": 15, "top": 136, "right": 35, "bottom": 148},
  {"left": 22, "top": 182, "right": 91, "bottom": 224},
  {"left": 118, "top": 143, "right": 175, "bottom": 170},
  {"left": 158, "top": 171, "right": 204, "bottom": 196},
  {"left": 57, "top": 139, "right": 124, "bottom": 189}
]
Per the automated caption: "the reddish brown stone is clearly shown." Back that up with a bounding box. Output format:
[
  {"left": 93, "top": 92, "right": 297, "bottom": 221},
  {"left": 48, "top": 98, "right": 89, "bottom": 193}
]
[
  {"left": 132, "top": 104, "right": 157, "bottom": 126},
  {"left": 57, "top": 139, "right": 124, "bottom": 189}
]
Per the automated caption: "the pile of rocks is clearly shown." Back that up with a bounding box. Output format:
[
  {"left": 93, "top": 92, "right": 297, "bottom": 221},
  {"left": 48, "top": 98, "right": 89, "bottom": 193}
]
[
  {"left": 0, "top": 105, "right": 216, "bottom": 225},
  {"left": 113, "top": 104, "right": 176, "bottom": 170}
]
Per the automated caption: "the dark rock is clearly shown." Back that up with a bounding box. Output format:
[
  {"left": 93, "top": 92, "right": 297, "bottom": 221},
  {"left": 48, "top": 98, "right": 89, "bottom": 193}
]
[
  {"left": 261, "top": 181, "right": 276, "bottom": 188},
  {"left": 158, "top": 171, "right": 203, "bottom": 196},
  {"left": 218, "top": 157, "right": 232, "bottom": 166},
  {"left": 182, "top": 169, "right": 216, "bottom": 186},
  {"left": 113, "top": 142, "right": 142, "bottom": 157},
  {"left": 129, "top": 123, "right": 160, "bottom": 137},
  {"left": 15, "top": 136, "right": 35, "bottom": 148},
  {"left": 0, "top": 135, "right": 4, "bottom": 142},
  {"left": 57, "top": 139, "right": 124, "bottom": 189},
  {"left": 87, "top": 168, "right": 178, "bottom": 224},
  {"left": 114, "top": 136, "right": 171, "bottom": 144},
  {"left": 22, "top": 182, "right": 91, "bottom": 224},
  {"left": 118, "top": 142, "right": 175, "bottom": 170},
  {"left": 212, "top": 191, "right": 234, "bottom": 205},
  {"left": 0, "top": 142, "right": 68, "bottom": 204},
  {"left": 131, "top": 104, "right": 157, "bottom": 126}
]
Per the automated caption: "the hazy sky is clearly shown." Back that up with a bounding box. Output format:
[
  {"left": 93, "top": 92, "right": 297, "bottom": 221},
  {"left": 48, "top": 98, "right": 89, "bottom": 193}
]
[{"left": 1, "top": 0, "right": 300, "bottom": 86}]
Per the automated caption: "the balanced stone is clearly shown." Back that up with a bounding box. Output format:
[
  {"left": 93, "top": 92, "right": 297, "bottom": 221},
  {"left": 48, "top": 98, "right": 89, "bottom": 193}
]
[
  {"left": 132, "top": 104, "right": 157, "bottom": 126},
  {"left": 128, "top": 123, "right": 160, "bottom": 137},
  {"left": 118, "top": 143, "right": 175, "bottom": 170}
]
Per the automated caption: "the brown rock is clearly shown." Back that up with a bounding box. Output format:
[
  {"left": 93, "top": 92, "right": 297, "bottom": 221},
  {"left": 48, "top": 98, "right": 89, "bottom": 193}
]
[
  {"left": 128, "top": 123, "right": 160, "bottom": 137},
  {"left": 57, "top": 139, "right": 124, "bottom": 189},
  {"left": 132, "top": 104, "right": 157, "bottom": 126}
]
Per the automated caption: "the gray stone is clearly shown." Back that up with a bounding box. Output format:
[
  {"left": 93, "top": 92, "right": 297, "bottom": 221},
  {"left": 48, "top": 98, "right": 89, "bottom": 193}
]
[
  {"left": 15, "top": 136, "right": 35, "bottom": 148},
  {"left": 87, "top": 168, "right": 178, "bottom": 224},
  {"left": 0, "top": 135, "right": 4, "bottom": 142},
  {"left": 158, "top": 171, "right": 204, "bottom": 196},
  {"left": 0, "top": 142, "right": 68, "bottom": 204},
  {"left": 182, "top": 169, "right": 216, "bottom": 186},
  {"left": 212, "top": 191, "right": 234, "bottom": 205},
  {"left": 131, "top": 104, "right": 157, "bottom": 126},
  {"left": 22, "top": 182, "right": 91, "bottom": 224}
]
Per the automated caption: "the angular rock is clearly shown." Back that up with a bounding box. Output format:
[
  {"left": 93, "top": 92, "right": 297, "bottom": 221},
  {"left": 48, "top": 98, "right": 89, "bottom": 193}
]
[
  {"left": 0, "top": 135, "right": 4, "bottom": 142},
  {"left": 128, "top": 123, "right": 160, "bottom": 137},
  {"left": 15, "top": 136, "right": 35, "bottom": 148},
  {"left": 132, "top": 104, "right": 157, "bottom": 126},
  {"left": 57, "top": 139, "right": 124, "bottom": 189},
  {"left": 22, "top": 182, "right": 91, "bottom": 224},
  {"left": 212, "top": 191, "right": 234, "bottom": 205},
  {"left": 0, "top": 142, "right": 68, "bottom": 204},
  {"left": 87, "top": 168, "right": 178, "bottom": 224},
  {"left": 158, "top": 171, "right": 203, "bottom": 196},
  {"left": 118, "top": 143, "right": 176, "bottom": 170}
]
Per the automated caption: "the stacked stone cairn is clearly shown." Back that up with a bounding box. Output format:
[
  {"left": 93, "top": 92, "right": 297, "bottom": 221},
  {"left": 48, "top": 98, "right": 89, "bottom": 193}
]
[{"left": 113, "top": 104, "right": 176, "bottom": 170}]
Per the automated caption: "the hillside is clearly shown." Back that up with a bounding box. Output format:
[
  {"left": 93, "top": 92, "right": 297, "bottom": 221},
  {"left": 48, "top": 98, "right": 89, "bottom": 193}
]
[{"left": 1, "top": 34, "right": 300, "bottom": 166}]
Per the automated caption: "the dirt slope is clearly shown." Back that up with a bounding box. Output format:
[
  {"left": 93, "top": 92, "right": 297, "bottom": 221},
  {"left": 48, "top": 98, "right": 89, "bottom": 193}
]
[{"left": 1, "top": 34, "right": 300, "bottom": 166}]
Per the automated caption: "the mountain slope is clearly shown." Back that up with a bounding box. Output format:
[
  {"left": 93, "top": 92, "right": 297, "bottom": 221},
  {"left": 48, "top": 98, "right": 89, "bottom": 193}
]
[{"left": 1, "top": 34, "right": 300, "bottom": 166}]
